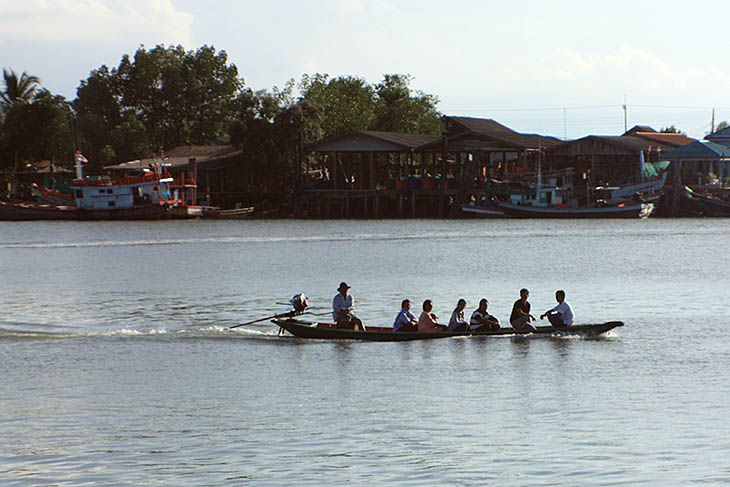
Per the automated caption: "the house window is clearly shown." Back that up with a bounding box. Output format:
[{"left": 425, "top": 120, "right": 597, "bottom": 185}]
[
  {"left": 107, "top": 189, "right": 113, "bottom": 194},
  {"left": 108, "top": 201, "right": 115, "bottom": 207},
  {"left": 99, "top": 189, "right": 105, "bottom": 194},
  {"left": 75, "top": 190, "right": 83, "bottom": 198}
]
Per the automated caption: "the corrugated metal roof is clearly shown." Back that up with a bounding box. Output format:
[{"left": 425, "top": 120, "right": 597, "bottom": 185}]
[
  {"left": 444, "top": 116, "right": 562, "bottom": 149},
  {"left": 305, "top": 130, "right": 438, "bottom": 152},
  {"left": 547, "top": 135, "right": 667, "bottom": 155},
  {"left": 106, "top": 145, "right": 242, "bottom": 171},
  {"left": 633, "top": 132, "right": 695, "bottom": 147},
  {"left": 623, "top": 125, "right": 656, "bottom": 136},
  {"left": 708, "top": 126, "right": 730, "bottom": 139},
  {"left": 662, "top": 140, "right": 730, "bottom": 160}
]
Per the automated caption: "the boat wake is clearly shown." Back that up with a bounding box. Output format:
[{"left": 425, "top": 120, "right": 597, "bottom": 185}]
[{"left": 0, "top": 322, "right": 280, "bottom": 340}]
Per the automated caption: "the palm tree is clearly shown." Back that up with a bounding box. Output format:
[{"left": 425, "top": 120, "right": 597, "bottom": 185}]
[{"left": 1, "top": 68, "right": 40, "bottom": 109}]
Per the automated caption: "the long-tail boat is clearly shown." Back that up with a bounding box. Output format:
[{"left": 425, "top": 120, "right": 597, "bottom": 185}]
[{"left": 271, "top": 318, "right": 623, "bottom": 341}]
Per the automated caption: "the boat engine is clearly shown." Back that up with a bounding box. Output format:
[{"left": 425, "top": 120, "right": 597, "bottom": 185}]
[{"left": 289, "top": 293, "right": 309, "bottom": 314}]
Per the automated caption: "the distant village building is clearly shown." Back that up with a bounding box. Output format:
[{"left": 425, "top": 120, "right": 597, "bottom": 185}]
[
  {"left": 546, "top": 126, "right": 695, "bottom": 184},
  {"left": 298, "top": 116, "right": 562, "bottom": 217},
  {"left": 706, "top": 126, "right": 730, "bottom": 148},
  {"left": 107, "top": 145, "right": 281, "bottom": 208}
]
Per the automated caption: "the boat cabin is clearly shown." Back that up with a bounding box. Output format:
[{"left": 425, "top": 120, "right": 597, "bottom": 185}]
[{"left": 72, "top": 170, "right": 174, "bottom": 210}]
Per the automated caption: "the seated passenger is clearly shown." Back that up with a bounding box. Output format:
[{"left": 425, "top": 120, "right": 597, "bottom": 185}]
[
  {"left": 510, "top": 288, "right": 537, "bottom": 333},
  {"left": 448, "top": 299, "right": 469, "bottom": 332},
  {"left": 393, "top": 299, "right": 418, "bottom": 332},
  {"left": 469, "top": 298, "right": 500, "bottom": 332},
  {"left": 540, "top": 290, "right": 574, "bottom": 328},
  {"left": 418, "top": 300, "right": 447, "bottom": 332}
]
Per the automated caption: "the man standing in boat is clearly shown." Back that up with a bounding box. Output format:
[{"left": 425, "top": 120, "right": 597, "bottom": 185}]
[
  {"left": 540, "top": 290, "right": 574, "bottom": 329},
  {"left": 332, "top": 282, "right": 364, "bottom": 331},
  {"left": 510, "top": 288, "right": 537, "bottom": 332}
]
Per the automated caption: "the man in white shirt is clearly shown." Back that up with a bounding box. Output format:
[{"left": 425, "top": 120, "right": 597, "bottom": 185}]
[{"left": 540, "top": 290, "right": 574, "bottom": 328}]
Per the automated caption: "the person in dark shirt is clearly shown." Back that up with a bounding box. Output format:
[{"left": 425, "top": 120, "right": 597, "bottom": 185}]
[{"left": 510, "top": 288, "right": 536, "bottom": 333}]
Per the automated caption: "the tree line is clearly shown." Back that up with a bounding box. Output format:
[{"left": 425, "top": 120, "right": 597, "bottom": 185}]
[{"left": 0, "top": 44, "right": 442, "bottom": 175}]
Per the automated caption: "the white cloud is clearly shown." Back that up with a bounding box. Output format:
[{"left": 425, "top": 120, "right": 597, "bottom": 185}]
[{"left": 0, "top": 0, "right": 193, "bottom": 46}]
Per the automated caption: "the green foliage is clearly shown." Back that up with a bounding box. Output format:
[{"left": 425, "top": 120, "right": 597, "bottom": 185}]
[
  {"left": 75, "top": 44, "right": 243, "bottom": 163},
  {"left": 660, "top": 125, "right": 686, "bottom": 135},
  {"left": 298, "top": 74, "right": 376, "bottom": 138},
  {"left": 0, "top": 88, "right": 74, "bottom": 171},
  {"left": 1, "top": 68, "right": 40, "bottom": 110},
  {"left": 373, "top": 74, "right": 441, "bottom": 136}
]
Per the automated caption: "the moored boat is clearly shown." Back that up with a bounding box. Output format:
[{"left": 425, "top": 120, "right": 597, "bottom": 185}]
[
  {"left": 683, "top": 186, "right": 730, "bottom": 217},
  {"left": 271, "top": 318, "right": 623, "bottom": 341},
  {"left": 497, "top": 200, "right": 654, "bottom": 218}
]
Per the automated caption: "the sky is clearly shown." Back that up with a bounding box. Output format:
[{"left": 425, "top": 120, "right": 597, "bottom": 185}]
[{"left": 1, "top": 0, "right": 729, "bottom": 140}]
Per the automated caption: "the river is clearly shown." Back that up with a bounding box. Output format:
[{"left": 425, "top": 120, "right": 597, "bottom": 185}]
[{"left": 1, "top": 218, "right": 729, "bottom": 485}]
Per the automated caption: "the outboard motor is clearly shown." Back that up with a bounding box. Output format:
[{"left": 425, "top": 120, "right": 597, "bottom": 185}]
[{"left": 289, "top": 293, "right": 309, "bottom": 314}]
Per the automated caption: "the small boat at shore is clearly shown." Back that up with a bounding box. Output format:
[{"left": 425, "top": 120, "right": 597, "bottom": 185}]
[
  {"left": 497, "top": 200, "right": 654, "bottom": 218},
  {"left": 683, "top": 186, "right": 730, "bottom": 217},
  {"left": 271, "top": 318, "right": 623, "bottom": 341}
]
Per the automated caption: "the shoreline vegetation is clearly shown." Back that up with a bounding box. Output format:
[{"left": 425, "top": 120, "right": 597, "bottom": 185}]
[{"left": 1, "top": 44, "right": 441, "bottom": 208}]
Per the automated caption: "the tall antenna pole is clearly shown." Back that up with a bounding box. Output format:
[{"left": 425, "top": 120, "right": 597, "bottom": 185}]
[
  {"left": 711, "top": 108, "right": 715, "bottom": 134},
  {"left": 622, "top": 95, "right": 628, "bottom": 133}
]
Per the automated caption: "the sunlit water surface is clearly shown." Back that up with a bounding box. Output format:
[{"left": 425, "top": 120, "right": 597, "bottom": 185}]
[{"left": 1, "top": 219, "right": 729, "bottom": 485}]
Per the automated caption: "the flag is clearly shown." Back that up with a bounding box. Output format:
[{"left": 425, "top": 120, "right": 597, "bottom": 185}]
[{"left": 74, "top": 151, "right": 88, "bottom": 164}]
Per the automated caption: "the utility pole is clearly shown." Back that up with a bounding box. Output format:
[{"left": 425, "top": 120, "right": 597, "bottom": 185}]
[
  {"left": 622, "top": 95, "right": 628, "bottom": 133},
  {"left": 711, "top": 108, "right": 715, "bottom": 134}
]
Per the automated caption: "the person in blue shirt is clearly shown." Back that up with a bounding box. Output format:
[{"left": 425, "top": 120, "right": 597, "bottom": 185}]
[{"left": 393, "top": 299, "right": 418, "bottom": 332}]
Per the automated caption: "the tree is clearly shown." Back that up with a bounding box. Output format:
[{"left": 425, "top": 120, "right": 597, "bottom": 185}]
[
  {"left": 75, "top": 44, "right": 243, "bottom": 163},
  {"left": 1, "top": 89, "right": 75, "bottom": 171},
  {"left": 373, "top": 74, "right": 441, "bottom": 136},
  {"left": 1, "top": 68, "right": 40, "bottom": 111},
  {"left": 660, "top": 125, "right": 686, "bottom": 135},
  {"left": 298, "top": 74, "right": 376, "bottom": 138}
]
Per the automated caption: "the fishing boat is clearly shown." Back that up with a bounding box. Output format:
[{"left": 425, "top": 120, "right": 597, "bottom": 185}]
[
  {"left": 1, "top": 152, "right": 185, "bottom": 221},
  {"left": 683, "top": 186, "right": 730, "bottom": 217},
  {"left": 201, "top": 206, "right": 255, "bottom": 219},
  {"left": 271, "top": 317, "right": 623, "bottom": 341},
  {"left": 594, "top": 172, "right": 667, "bottom": 204},
  {"left": 0, "top": 201, "right": 78, "bottom": 221},
  {"left": 497, "top": 200, "right": 654, "bottom": 218},
  {"left": 31, "top": 184, "right": 76, "bottom": 205}
]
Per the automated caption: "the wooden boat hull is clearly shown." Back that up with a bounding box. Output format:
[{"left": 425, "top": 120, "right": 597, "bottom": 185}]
[
  {"left": 202, "top": 206, "right": 255, "bottom": 219},
  {"left": 684, "top": 186, "right": 730, "bottom": 217},
  {"left": 460, "top": 205, "right": 505, "bottom": 218},
  {"left": 0, "top": 201, "right": 170, "bottom": 221},
  {"left": 497, "top": 201, "right": 653, "bottom": 218},
  {"left": 271, "top": 318, "right": 623, "bottom": 341}
]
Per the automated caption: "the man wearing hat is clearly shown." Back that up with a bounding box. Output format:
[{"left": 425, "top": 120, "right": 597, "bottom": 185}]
[{"left": 332, "top": 282, "right": 364, "bottom": 330}]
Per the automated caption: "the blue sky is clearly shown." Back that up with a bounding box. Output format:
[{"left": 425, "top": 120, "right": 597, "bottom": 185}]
[{"left": 2, "top": 0, "right": 729, "bottom": 139}]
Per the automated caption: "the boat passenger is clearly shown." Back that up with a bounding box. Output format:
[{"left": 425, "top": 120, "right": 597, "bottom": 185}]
[
  {"left": 448, "top": 299, "right": 469, "bottom": 332},
  {"left": 418, "top": 300, "right": 447, "bottom": 332},
  {"left": 510, "top": 288, "right": 537, "bottom": 333},
  {"left": 469, "top": 298, "right": 500, "bottom": 332},
  {"left": 332, "top": 282, "right": 364, "bottom": 331},
  {"left": 540, "top": 290, "right": 574, "bottom": 328},
  {"left": 393, "top": 299, "right": 418, "bottom": 332}
]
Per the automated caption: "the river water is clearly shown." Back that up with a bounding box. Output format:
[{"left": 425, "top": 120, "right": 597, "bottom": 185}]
[{"left": 1, "top": 218, "right": 729, "bottom": 485}]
